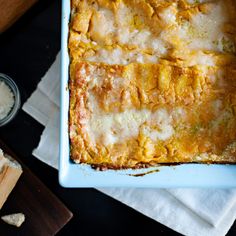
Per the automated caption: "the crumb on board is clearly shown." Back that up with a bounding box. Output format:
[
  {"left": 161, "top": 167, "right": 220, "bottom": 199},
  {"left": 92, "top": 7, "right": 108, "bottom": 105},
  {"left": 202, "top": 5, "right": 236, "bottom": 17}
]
[{"left": 1, "top": 213, "right": 25, "bottom": 227}]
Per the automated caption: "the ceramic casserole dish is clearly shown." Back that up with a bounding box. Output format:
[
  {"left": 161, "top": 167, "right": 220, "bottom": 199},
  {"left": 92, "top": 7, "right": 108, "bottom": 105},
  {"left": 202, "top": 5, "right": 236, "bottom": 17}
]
[{"left": 59, "top": 0, "right": 236, "bottom": 187}]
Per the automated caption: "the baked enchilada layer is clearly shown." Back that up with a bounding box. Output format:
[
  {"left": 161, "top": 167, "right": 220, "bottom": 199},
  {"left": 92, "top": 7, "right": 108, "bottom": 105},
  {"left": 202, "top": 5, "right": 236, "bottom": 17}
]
[{"left": 69, "top": 0, "right": 236, "bottom": 169}]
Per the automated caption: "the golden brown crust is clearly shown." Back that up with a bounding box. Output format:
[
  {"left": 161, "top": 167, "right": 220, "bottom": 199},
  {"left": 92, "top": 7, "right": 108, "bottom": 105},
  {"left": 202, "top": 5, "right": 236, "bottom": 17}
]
[{"left": 69, "top": 0, "right": 236, "bottom": 169}]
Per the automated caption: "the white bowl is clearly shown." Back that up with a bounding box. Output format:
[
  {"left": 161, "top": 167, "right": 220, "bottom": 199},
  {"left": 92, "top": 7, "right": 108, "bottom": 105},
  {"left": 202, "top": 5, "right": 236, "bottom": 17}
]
[{"left": 0, "top": 73, "right": 21, "bottom": 127}]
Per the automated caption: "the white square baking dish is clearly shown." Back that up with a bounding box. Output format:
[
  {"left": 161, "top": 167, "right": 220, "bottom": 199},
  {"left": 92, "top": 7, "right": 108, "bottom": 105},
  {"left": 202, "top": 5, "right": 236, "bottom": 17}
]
[{"left": 59, "top": 0, "right": 236, "bottom": 188}]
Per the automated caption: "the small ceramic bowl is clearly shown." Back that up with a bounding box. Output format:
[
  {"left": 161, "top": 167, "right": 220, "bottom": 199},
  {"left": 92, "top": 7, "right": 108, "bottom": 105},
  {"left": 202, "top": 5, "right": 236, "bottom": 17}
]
[{"left": 0, "top": 73, "right": 21, "bottom": 127}]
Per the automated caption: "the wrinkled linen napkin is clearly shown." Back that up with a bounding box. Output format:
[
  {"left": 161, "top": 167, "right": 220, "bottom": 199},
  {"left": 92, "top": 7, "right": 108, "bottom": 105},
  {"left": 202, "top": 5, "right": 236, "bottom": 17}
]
[{"left": 23, "top": 53, "right": 236, "bottom": 236}]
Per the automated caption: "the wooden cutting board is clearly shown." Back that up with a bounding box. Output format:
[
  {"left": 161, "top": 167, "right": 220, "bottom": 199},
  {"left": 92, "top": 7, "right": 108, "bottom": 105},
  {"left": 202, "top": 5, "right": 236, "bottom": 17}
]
[
  {"left": 0, "top": 140, "right": 73, "bottom": 236},
  {"left": 0, "top": 0, "right": 38, "bottom": 33}
]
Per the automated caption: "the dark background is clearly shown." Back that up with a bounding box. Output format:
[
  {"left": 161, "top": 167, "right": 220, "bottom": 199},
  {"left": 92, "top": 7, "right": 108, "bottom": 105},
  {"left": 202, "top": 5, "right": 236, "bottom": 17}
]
[{"left": 0, "top": 0, "right": 235, "bottom": 235}]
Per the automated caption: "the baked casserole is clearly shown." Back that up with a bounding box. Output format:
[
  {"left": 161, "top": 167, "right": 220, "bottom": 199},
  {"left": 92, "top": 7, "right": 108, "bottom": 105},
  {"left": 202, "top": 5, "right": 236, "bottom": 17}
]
[{"left": 69, "top": 0, "right": 236, "bottom": 169}]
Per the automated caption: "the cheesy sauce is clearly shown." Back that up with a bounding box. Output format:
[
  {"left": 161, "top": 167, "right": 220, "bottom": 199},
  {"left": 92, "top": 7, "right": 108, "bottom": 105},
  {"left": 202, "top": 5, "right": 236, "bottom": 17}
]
[{"left": 69, "top": 0, "right": 236, "bottom": 169}]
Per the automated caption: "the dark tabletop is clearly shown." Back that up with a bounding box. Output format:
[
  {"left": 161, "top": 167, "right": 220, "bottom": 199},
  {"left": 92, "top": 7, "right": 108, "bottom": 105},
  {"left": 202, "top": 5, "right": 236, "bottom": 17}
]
[{"left": 0, "top": 1, "right": 235, "bottom": 235}]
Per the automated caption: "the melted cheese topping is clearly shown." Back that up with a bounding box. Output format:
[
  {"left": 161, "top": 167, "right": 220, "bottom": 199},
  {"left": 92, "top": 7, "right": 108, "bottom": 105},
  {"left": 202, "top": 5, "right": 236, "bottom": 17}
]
[
  {"left": 69, "top": 0, "right": 236, "bottom": 169},
  {"left": 90, "top": 8, "right": 116, "bottom": 44},
  {"left": 159, "top": 4, "right": 177, "bottom": 25},
  {"left": 87, "top": 95, "right": 174, "bottom": 145},
  {"left": 177, "top": 2, "right": 229, "bottom": 52},
  {"left": 69, "top": 0, "right": 236, "bottom": 65},
  {"left": 87, "top": 48, "right": 158, "bottom": 65}
]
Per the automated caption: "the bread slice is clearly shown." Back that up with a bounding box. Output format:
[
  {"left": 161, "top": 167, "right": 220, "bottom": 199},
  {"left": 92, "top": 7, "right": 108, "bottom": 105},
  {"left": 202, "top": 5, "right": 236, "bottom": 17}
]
[
  {"left": 1, "top": 213, "right": 25, "bottom": 227},
  {"left": 0, "top": 149, "right": 23, "bottom": 209}
]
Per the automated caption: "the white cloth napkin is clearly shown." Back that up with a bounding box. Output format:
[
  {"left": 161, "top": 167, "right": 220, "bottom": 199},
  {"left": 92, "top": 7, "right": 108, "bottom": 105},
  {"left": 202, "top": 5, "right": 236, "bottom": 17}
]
[{"left": 23, "top": 53, "right": 236, "bottom": 236}]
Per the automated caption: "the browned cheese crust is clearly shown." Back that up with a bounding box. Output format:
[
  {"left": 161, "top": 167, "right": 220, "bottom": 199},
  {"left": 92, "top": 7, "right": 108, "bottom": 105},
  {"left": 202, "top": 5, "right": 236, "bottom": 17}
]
[{"left": 69, "top": 0, "right": 236, "bottom": 169}]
